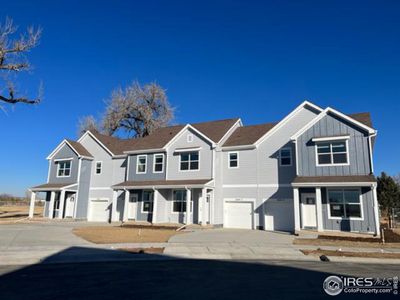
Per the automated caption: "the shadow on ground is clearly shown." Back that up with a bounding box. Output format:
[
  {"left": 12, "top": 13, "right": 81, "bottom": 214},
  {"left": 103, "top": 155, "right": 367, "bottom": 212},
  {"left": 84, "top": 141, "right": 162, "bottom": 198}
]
[{"left": 0, "top": 247, "right": 395, "bottom": 300}]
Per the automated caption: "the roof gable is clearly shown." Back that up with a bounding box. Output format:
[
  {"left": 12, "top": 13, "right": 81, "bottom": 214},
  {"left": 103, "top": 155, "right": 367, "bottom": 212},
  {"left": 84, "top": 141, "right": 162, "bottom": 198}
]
[
  {"left": 47, "top": 139, "right": 93, "bottom": 160},
  {"left": 222, "top": 122, "right": 277, "bottom": 147}
]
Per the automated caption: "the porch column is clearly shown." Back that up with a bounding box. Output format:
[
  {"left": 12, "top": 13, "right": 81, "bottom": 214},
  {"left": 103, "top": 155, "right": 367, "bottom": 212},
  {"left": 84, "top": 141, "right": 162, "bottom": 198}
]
[
  {"left": 185, "top": 188, "right": 191, "bottom": 225},
  {"left": 315, "top": 187, "right": 323, "bottom": 232},
  {"left": 28, "top": 191, "right": 36, "bottom": 218},
  {"left": 201, "top": 188, "right": 207, "bottom": 225},
  {"left": 48, "top": 191, "right": 56, "bottom": 219},
  {"left": 111, "top": 190, "right": 119, "bottom": 222},
  {"left": 293, "top": 188, "right": 300, "bottom": 231},
  {"left": 372, "top": 185, "right": 381, "bottom": 237},
  {"left": 58, "top": 190, "right": 66, "bottom": 219},
  {"left": 123, "top": 189, "right": 130, "bottom": 222},
  {"left": 152, "top": 188, "right": 159, "bottom": 224}
]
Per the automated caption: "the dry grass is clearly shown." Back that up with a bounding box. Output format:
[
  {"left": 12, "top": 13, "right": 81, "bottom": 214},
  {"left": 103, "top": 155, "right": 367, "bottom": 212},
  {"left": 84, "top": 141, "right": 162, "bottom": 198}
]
[
  {"left": 301, "top": 249, "right": 400, "bottom": 259},
  {"left": 119, "top": 247, "right": 164, "bottom": 254},
  {"left": 293, "top": 238, "right": 400, "bottom": 249},
  {"left": 0, "top": 205, "right": 43, "bottom": 221},
  {"left": 73, "top": 226, "right": 182, "bottom": 244}
]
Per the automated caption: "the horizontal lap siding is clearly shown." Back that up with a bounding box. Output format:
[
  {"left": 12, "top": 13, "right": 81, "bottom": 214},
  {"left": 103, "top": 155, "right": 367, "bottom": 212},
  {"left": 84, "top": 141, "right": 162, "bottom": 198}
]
[
  {"left": 48, "top": 144, "right": 79, "bottom": 184},
  {"left": 127, "top": 153, "right": 166, "bottom": 181},
  {"left": 297, "top": 113, "right": 371, "bottom": 176}
]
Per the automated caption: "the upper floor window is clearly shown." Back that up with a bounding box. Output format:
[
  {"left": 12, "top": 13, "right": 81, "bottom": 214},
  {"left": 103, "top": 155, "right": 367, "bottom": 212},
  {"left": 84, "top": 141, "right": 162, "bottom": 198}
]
[
  {"left": 57, "top": 160, "right": 71, "bottom": 177},
  {"left": 316, "top": 141, "right": 348, "bottom": 166},
  {"left": 279, "top": 148, "right": 292, "bottom": 166},
  {"left": 180, "top": 151, "right": 199, "bottom": 171},
  {"left": 153, "top": 154, "right": 164, "bottom": 173},
  {"left": 328, "top": 189, "right": 362, "bottom": 219},
  {"left": 228, "top": 152, "right": 239, "bottom": 168},
  {"left": 136, "top": 155, "right": 147, "bottom": 174},
  {"left": 95, "top": 161, "right": 102, "bottom": 174}
]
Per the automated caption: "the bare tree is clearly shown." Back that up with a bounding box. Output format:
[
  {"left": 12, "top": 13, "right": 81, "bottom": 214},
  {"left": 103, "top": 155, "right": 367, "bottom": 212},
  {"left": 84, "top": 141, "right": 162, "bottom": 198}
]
[
  {"left": 0, "top": 17, "right": 42, "bottom": 105},
  {"left": 102, "top": 81, "right": 174, "bottom": 137},
  {"left": 77, "top": 115, "right": 99, "bottom": 136}
]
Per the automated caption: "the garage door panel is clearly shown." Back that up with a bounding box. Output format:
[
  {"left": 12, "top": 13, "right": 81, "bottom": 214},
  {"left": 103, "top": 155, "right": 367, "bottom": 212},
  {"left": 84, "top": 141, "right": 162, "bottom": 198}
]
[
  {"left": 265, "top": 199, "right": 294, "bottom": 232},
  {"left": 89, "top": 199, "right": 110, "bottom": 222},
  {"left": 224, "top": 200, "right": 254, "bottom": 229}
]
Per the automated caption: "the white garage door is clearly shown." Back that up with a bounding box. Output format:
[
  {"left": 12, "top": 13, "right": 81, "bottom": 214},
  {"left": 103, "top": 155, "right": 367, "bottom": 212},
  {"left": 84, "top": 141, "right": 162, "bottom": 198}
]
[
  {"left": 264, "top": 199, "right": 294, "bottom": 232},
  {"left": 89, "top": 199, "right": 110, "bottom": 222},
  {"left": 224, "top": 200, "right": 254, "bottom": 229}
]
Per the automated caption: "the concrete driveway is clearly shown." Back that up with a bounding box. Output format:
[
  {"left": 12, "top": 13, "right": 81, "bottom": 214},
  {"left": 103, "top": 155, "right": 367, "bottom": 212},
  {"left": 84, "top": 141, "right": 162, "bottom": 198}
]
[{"left": 165, "top": 228, "right": 312, "bottom": 260}]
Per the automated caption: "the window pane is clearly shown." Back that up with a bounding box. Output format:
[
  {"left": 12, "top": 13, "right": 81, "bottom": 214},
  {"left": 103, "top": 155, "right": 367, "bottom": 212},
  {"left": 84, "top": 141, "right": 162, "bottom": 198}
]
[
  {"left": 344, "top": 190, "right": 360, "bottom": 203},
  {"left": 332, "top": 142, "right": 346, "bottom": 153},
  {"left": 328, "top": 191, "right": 343, "bottom": 203},
  {"left": 155, "top": 156, "right": 163, "bottom": 163},
  {"left": 330, "top": 204, "right": 345, "bottom": 217},
  {"left": 65, "top": 169, "right": 70, "bottom": 176},
  {"left": 318, "top": 154, "right": 331, "bottom": 164},
  {"left": 346, "top": 204, "right": 361, "bottom": 218},
  {"left": 139, "top": 157, "right": 146, "bottom": 164},
  {"left": 190, "top": 152, "right": 199, "bottom": 161},
  {"left": 230, "top": 160, "right": 238, "bottom": 168},
  {"left": 138, "top": 165, "right": 146, "bottom": 172},
  {"left": 190, "top": 161, "right": 199, "bottom": 170},
  {"left": 181, "top": 154, "right": 189, "bottom": 162},
  {"left": 281, "top": 157, "right": 291, "bottom": 165},
  {"left": 173, "top": 201, "right": 182, "bottom": 212},
  {"left": 180, "top": 162, "right": 189, "bottom": 170},
  {"left": 317, "top": 143, "right": 330, "bottom": 153},
  {"left": 229, "top": 153, "right": 237, "bottom": 160},
  {"left": 155, "top": 164, "right": 163, "bottom": 172},
  {"left": 281, "top": 149, "right": 290, "bottom": 157},
  {"left": 65, "top": 161, "right": 71, "bottom": 168},
  {"left": 333, "top": 153, "right": 347, "bottom": 164}
]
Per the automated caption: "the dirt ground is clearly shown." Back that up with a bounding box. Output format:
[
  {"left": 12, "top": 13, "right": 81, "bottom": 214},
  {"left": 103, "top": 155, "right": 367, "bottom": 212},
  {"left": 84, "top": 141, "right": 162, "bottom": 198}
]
[
  {"left": 293, "top": 238, "right": 400, "bottom": 249},
  {"left": 119, "top": 247, "right": 165, "bottom": 254},
  {"left": 0, "top": 205, "right": 43, "bottom": 221},
  {"left": 301, "top": 249, "right": 400, "bottom": 259},
  {"left": 73, "top": 226, "right": 183, "bottom": 244}
]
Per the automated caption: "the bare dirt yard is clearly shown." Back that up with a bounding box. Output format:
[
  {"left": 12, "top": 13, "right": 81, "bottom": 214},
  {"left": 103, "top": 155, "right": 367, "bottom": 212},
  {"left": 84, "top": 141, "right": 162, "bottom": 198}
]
[
  {"left": 73, "top": 226, "right": 183, "bottom": 244},
  {"left": 301, "top": 249, "right": 400, "bottom": 259},
  {"left": 0, "top": 205, "right": 43, "bottom": 222}
]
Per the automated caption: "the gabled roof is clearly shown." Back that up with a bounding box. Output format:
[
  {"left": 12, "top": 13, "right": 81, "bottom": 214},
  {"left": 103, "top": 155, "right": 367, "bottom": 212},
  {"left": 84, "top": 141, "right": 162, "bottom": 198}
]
[
  {"left": 348, "top": 112, "right": 373, "bottom": 128},
  {"left": 47, "top": 139, "right": 93, "bottom": 160},
  {"left": 31, "top": 182, "right": 78, "bottom": 191},
  {"left": 89, "top": 130, "right": 138, "bottom": 155},
  {"left": 222, "top": 122, "right": 277, "bottom": 147},
  {"left": 191, "top": 118, "right": 240, "bottom": 143}
]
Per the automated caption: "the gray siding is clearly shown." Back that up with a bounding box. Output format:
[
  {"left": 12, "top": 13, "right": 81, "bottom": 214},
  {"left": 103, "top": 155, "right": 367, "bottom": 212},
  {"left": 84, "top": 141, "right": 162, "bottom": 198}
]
[
  {"left": 75, "top": 159, "right": 92, "bottom": 219},
  {"left": 321, "top": 187, "right": 376, "bottom": 233},
  {"left": 167, "top": 128, "right": 213, "bottom": 180},
  {"left": 297, "top": 113, "right": 372, "bottom": 176},
  {"left": 48, "top": 143, "right": 79, "bottom": 184},
  {"left": 127, "top": 153, "right": 166, "bottom": 181}
]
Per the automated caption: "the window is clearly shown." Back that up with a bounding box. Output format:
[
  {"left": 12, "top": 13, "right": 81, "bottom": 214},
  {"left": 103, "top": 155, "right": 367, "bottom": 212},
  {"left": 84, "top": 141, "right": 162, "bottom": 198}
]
[
  {"left": 328, "top": 189, "right": 362, "bottom": 219},
  {"left": 57, "top": 160, "right": 71, "bottom": 177},
  {"left": 187, "top": 133, "right": 193, "bottom": 143},
  {"left": 279, "top": 148, "right": 292, "bottom": 166},
  {"left": 228, "top": 152, "right": 239, "bottom": 168},
  {"left": 136, "top": 155, "right": 147, "bottom": 174},
  {"left": 95, "top": 161, "right": 102, "bottom": 174},
  {"left": 153, "top": 154, "right": 164, "bottom": 173},
  {"left": 142, "top": 191, "right": 154, "bottom": 213},
  {"left": 316, "top": 141, "right": 348, "bottom": 166},
  {"left": 172, "top": 190, "right": 193, "bottom": 213},
  {"left": 180, "top": 151, "right": 199, "bottom": 171}
]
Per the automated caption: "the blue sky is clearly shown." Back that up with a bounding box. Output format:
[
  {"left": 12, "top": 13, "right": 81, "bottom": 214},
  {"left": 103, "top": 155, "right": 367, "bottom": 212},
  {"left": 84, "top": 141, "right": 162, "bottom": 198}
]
[{"left": 1, "top": 0, "right": 399, "bottom": 196}]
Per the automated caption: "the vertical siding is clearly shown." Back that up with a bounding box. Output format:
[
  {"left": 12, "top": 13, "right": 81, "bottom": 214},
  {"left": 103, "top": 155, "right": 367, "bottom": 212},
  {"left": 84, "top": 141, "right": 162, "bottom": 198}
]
[
  {"left": 75, "top": 159, "right": 92, "bottom": 219},
  {"left": 297, "top": 113, "right": 371, "bottom": 176},
  {"left": 48, "top": 144, "right": 79, "bottom": 184},
  {"left": 127, "top": 153, "right": 166, "bottom": 181},
  {"left": 167, "top": 128, "right": 213, "bottom": 180}
]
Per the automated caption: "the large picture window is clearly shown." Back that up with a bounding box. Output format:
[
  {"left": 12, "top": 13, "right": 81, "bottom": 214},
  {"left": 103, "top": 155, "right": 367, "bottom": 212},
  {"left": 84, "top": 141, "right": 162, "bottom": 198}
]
[
  {"left": 57, "top": 160, "right": 71, "bottom": 177},
  {"left": 172, "top": 190, "right": 193, "bottom": 213},
  {"left": 316, "top": 141, "right": 348, "bottom": 166},
  {"left": 180, "top": 151, "right": 199, "bottom": 171},
  {"left": 141, "top": 191, "right": 154, "bottom": 213},
  {"left": 328, "top": 189, "right": 362, "bottom": 219}
]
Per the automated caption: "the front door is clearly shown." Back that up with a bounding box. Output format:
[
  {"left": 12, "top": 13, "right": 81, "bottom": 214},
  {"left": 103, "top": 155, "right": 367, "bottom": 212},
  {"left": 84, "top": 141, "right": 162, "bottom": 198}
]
[
  {"left": 128, "top": 193, "right": 138, "bottom": 220},
  {"left": 65, "top": 195, "right": 75, "bottom": 218},
  {"left": 301, "top": 193, "right": 317, "bottom": 228}
]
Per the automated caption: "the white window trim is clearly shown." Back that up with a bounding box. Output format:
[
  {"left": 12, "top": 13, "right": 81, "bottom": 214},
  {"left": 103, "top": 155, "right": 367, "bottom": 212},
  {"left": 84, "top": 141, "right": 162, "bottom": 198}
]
[
  {"left": 179, "top": 151, "right": 200, "bottom": 172},
  {"left": 153, "top": 153, "right": 165, "bottom": 173},
  {"left": 56, "top": 159, "right": 72, "bottom": 178},
  {"left": 136, "top": 155, "right": 147, "bottom": 174},
  {"left": 315, "top": 140, "right": 350, "bottom": 167},
  {"left": 326, "top": 188, "right": 364, "bottom": 221},
  {"left": 171, "top": 189, "right": 192, "bottom": 214},
  {"left": 279, "top": 147, "right": 292, "bottom": 167},
  {"left": 141, "top": 190, "right": 154, "bottom": 213},
  {"left": 228, "top": 151, "right": 239, "bottom": 169},
  {"left": 95, "top": 161, "right": 102, "bottom": 175}
]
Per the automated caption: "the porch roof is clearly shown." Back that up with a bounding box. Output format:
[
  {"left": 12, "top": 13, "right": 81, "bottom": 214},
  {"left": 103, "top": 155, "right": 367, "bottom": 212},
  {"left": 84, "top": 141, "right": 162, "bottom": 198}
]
[
  {"left": 31, "top": 182, "right": 78, "bottom": 191},
  {"left": 113, "top": 179, "right": 213, "bottom": 189},
  {"left": 292, "top": 175, "right": 376, "bottom": 187}
]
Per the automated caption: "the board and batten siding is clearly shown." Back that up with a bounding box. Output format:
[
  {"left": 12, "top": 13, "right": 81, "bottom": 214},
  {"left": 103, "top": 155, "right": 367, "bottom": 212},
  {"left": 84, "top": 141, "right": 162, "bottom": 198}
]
[
  {"left": 321, "top": 187, "right": 376, "bottom": 233},
  {"left": 75, "top": 159, "right": 92, "bottom": 219},
  {"left": 297, "top": 113, "right": 372, "bottom": 176},
  {"left": 48, "top": 143, "right": 79, "bottom": 184},
  {"left": 127, "top": 153, "right": 166, "bottom": 181},
  {"left": 167, "top": 128, "right": 213, "bottom": 180}
]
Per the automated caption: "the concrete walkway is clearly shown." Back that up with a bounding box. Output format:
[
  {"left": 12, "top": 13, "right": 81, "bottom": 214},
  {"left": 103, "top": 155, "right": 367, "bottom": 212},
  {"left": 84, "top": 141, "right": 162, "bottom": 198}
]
[{"left": 165, "top": 228, "right": 317, "bottom": 261}]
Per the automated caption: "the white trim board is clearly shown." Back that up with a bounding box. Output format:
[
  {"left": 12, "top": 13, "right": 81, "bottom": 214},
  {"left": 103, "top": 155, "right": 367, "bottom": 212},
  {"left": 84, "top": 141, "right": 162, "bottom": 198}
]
[{"left": 223, "top": 184, "right": 292, "bottom": 188}]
